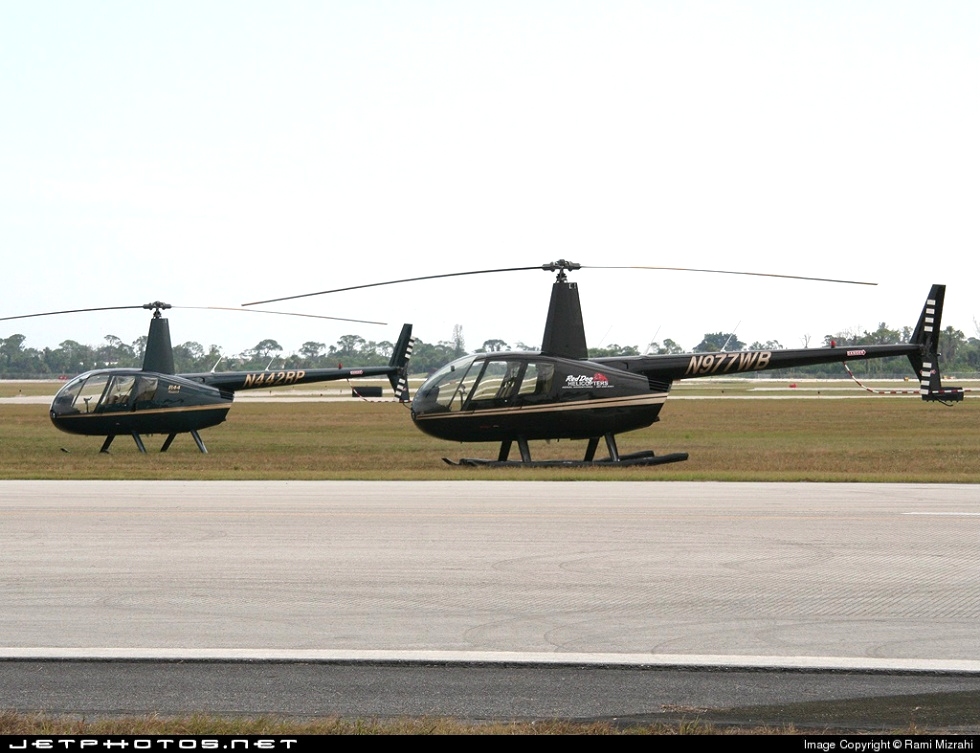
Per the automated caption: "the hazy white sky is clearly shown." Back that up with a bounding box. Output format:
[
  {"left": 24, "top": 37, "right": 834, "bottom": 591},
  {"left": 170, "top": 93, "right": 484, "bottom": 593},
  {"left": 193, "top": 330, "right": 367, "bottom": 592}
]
[{"left": 2, "top": 1, "right": 978, "bottom": 358}]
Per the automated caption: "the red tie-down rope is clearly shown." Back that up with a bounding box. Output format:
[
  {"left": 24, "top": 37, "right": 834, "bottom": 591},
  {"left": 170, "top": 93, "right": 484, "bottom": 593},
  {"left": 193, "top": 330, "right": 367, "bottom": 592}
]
[{"left": 842, "top": 361, "right": 974, "bottom": 396}]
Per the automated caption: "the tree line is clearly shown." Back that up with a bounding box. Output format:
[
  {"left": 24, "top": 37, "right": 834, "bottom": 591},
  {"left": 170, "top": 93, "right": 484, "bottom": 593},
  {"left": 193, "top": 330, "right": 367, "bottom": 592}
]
[{"left": 2, "top": 321, "right": 979, "bottom": 379}]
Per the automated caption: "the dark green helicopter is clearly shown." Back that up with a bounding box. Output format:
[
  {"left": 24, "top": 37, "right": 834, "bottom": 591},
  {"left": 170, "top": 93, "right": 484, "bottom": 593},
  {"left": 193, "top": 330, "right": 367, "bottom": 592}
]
[
  {"left": 2, "top": 302, "right": 412, "bottom": 453},
  {"left": 246, "top": 261, "right": 964, "bottom": 467}
]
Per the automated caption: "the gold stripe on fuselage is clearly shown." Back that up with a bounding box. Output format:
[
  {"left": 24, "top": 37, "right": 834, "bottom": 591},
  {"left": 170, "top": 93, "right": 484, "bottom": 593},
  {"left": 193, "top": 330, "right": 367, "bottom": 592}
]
[
  {"left": 414, "top": 392, "right": 668, "bottom": 422},
  {"left": 57, "top": 404, "right": 229, "bottom": 420}
]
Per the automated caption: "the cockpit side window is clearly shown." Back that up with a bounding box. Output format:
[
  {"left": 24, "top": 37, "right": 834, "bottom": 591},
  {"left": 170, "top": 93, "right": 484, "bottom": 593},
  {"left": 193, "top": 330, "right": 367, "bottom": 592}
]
[
  {"left": 517, "top": 362, "right": 555, "bottom": 402},
  {"left": 466, "top": 360, "right": 527, "bottom": 408},
  {"left": 497, "top": 361, "right": 524, "bottom": 401},
  {"left": 102, "top": 375, "right": 137, "bottom": 410},
  {"left": 133, "top": 376, "right": 158, "bottom": 408},
  {"left": 467, "top": 361, "right": 509, "bottom": 404}
]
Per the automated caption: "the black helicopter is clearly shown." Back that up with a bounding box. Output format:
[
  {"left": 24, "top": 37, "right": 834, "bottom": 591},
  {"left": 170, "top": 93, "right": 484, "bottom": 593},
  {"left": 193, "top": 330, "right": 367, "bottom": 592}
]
[
  {"left": 1, "top": 302, "right": 413, "bottom": 453},
  {"left": 246, "top": 260, "right": 963, "bottom": 467}
]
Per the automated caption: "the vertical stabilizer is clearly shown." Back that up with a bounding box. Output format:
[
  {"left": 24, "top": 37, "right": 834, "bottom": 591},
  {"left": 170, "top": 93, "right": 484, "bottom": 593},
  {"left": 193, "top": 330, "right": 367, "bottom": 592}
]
[
  {"left": 910, "top": 284, "right": 944, "bottom": 355},
  {"left": 387, "top": 323, "right": 414, "bottom": 401},
  {"left": 908, "top": 284, "right": 963, "bottom": 402}
]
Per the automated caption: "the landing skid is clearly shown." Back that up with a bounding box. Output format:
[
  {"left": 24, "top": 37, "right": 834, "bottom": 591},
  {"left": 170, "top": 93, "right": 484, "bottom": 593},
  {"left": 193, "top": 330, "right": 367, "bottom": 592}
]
[
  {"left": 444, "top": 451, "right": 689, "bottom": 468},
  {"left": 443, "top": 433, "right": 689, "bottom": 468},
  {"left": 98, "top": 430, "right": 208, "bottom": 454}
]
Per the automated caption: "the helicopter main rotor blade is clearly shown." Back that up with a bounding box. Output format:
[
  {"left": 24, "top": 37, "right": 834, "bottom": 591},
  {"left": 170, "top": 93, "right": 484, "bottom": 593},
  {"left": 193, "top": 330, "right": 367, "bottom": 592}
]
[
  {"left": 242, "top": 265, "right": 546, "bottom": 306},
  {"left": 178, "top": 307, "right": 388, "bottom": 326},
  {"left": 0, "top": 305, "right": 148, "bottom": 322},
  {"left": 580, "top": 265, "right": 877, "bottom": 286},
  {"left": 1, "top": 303, "right": 385, "bottom": 326},
  {"left": 242, "top": 259, "right": 876, "bottom": 308}
]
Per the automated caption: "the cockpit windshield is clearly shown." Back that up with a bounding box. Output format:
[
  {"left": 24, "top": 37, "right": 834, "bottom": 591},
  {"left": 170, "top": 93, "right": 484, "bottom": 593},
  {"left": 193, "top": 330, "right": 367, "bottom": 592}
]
[
  {"left": 416, "top": 355, "right": 480, "bottom": 411},
  {"left": 52, "top": 373, "right": 111, "bottom": 414}
]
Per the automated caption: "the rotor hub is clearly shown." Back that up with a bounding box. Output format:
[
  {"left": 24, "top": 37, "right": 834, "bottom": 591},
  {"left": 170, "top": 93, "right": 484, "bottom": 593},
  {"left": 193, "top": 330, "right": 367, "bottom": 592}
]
[
  {"left": 143, "top": 301, "right": 172, "bottom": 318},
  {"left": 541, "top": 259, "right": 581, "bottom": 282}
]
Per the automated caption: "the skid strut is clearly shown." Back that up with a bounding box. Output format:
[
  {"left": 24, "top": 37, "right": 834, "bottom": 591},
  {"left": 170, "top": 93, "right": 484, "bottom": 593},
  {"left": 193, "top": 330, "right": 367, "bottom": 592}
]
[
  {"left": 161, "top": 431, "right": 209, "bottom": 454},
  {"left": 97, "top": 431, "right": 208, "bottom": 454}
]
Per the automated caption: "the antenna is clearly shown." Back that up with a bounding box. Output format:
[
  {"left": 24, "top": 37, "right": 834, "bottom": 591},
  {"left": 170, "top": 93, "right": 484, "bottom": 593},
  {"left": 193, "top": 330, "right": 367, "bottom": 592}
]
[
  {"left": 645, "top": 326, "right": 662, "bottom": 355},
  {"left": 720, "top": 321, "right": 741, "bottom": 352}
]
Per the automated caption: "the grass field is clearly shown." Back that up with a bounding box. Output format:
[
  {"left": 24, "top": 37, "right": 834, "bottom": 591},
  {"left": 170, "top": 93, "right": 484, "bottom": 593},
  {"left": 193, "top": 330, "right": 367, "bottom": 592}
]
[{"left": 2, "top": 380, "right": 978, "bottom": 481}]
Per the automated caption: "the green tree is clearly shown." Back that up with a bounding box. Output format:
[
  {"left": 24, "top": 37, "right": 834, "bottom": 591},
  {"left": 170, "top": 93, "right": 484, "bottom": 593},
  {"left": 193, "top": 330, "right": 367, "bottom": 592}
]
[
  {"left": 172, "top": 341, "right": 205, "bottom": 372},
  {"left": 409, "top": 339, "right": 460, "bottom": 374},
  {"left": 99, "top": 335, "right": 135, "bottom": 367},
  {"left": 479, "top": 339, "right": 509, "bottom": 353},
  {"left": 329, "top": 335, "right": 366, "bottom": 364},
  {"left": 236, "top": 339, "right": 284, "bottom": 370},
  {"left": 52, "top": 340, "right": 97, "bottom": 374},
  {"left": 299, "top": 341, "right": 326, "bottom": 365},
  {"left": 1, "top": 334, "right": 26, "bottom": 370},
  {"left": 940, "top": 326, "right": 965, "bottom": 367},
  {"left": 1, "top": 334, "right": 48, "bottom": 375},
  {"left": 862, "top": 322, "right": 902, "bottom": 345},
  {"left": 694, "top": 333, "right": 744, "bottom": 352},
  {"left": 589, "top": 344, "right": 640, "bottom": 357},
  {"left": 451, "top": 324, "right": 466, "bottom": 358}
]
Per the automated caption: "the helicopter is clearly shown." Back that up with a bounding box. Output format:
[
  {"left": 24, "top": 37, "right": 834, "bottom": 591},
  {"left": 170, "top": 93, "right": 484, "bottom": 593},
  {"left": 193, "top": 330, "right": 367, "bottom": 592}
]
[
  {"left": 1, "top": 302, "right": 413, "bottom": 453},
  {"left": 245, "top": 260, "right": 964, "bottom": 467}
]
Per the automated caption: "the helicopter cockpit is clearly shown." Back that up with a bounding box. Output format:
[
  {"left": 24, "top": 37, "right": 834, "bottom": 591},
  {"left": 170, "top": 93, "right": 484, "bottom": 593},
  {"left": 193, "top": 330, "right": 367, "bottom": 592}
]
[
  {"left": 51, "top": 371, "right": 162, "bottom": 416},
  {"left": 413, "top": 354, "right": 557, "bottom": 414}
]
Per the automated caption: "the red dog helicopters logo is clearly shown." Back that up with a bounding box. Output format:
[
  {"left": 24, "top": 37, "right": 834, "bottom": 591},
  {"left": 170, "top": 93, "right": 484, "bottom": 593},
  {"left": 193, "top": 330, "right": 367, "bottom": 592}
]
[{"left": 564, "top": 372, "right": 611, "bottom": 389}]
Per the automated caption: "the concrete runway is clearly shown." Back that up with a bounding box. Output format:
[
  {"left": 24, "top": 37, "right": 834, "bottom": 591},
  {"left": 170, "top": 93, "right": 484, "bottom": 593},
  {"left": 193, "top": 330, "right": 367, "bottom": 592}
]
[
  {"left": 3, "top": 480, "right": 978, "bottom": 668},
  {"left": 3, "top": 480, "right": 980, "bottom": 724}
]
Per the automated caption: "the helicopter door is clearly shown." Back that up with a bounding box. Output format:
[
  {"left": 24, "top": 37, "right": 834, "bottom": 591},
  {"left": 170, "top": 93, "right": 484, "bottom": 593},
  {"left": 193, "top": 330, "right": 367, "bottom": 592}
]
[
  {"left": 131, "top": 376, "right": 159, "bottom": 410},
  {"left": 99, "top": 374, "right": 138, "bottom": 413},
  {"left": 514, "top": 362, "right": 556, "bottom": 405},
  {"left": 465, "top": 360, "right": 527, "bottom": 410}
]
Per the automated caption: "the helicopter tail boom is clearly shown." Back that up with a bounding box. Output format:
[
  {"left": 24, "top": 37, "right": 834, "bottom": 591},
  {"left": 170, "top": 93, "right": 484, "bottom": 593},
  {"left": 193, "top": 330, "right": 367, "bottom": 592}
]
[{"left": 592, "top": 283, "right": 966, "bottom": 402}]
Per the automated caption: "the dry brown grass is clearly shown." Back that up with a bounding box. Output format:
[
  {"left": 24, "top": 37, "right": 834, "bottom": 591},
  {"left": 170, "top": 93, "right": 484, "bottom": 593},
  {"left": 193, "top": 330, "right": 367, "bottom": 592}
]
[{"left": 1, "top": 392, "right": 978, "bottom": 481}]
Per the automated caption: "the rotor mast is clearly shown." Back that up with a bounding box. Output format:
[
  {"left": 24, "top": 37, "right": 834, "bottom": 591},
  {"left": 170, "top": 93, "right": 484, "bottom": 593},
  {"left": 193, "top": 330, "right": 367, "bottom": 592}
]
[
  {"left": 540, "top": 260, "right": 588, "bottom": 359},
  {"left": 141, "top": 301, "right": 175, "bottom": 374}
]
